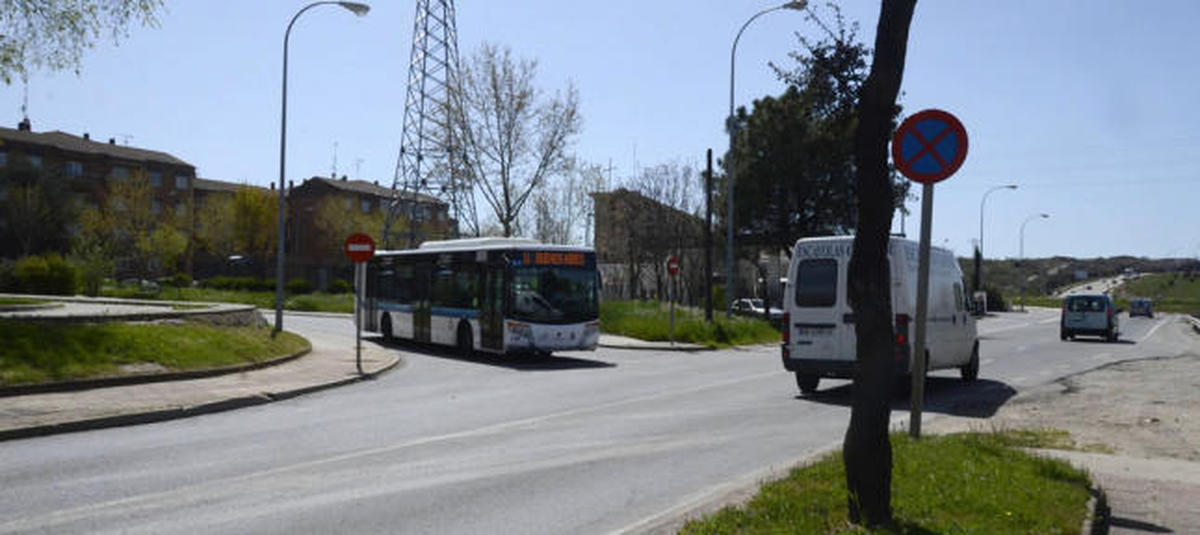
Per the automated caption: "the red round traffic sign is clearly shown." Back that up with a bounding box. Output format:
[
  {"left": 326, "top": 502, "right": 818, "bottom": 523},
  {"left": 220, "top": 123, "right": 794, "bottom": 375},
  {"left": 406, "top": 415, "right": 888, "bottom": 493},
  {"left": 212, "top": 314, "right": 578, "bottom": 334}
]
[
  {"left": 891, "top": 109, "right": 968, "bottom": 184},
  {"left": 666, "top": 255, "right": 680, "bottom": 276},
  {"left": 344, "top": 233, "right": 376, "bottom": 263}
]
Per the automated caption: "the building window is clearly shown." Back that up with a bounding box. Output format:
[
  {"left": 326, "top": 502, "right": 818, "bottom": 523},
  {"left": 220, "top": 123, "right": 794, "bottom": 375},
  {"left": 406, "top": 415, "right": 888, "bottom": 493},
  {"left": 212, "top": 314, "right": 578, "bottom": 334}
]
[
  {"left": 0, "top": 151, "right": 7, "bottom": 166},
  {"left": 27, "top": 154, "right": 43, "bottom": 168},
  {"left": 175, "top": 174, "right": 188, "bottom": 189},
  {"left": 175, "top": 202, "right": 187, "bottom": 218},
  {"left": 110, "top": 166, "right": 130, "bottom": 181},
  {"left": 65, "top": 161, "right": 84, "bottom": 176},
  {"left": 360, "top": 198, "right": 372, "bottom": 214},
  {"left": 150, "top": 171, "right": 163, "bottom": 187},
  {"left": 151, "top": 199, "right": 161, "bottom": 214}
]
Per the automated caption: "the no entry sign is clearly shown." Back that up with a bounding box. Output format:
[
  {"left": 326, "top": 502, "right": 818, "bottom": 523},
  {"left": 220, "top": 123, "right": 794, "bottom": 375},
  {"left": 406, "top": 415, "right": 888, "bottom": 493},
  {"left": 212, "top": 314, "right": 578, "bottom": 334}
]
[
  {"left": 343, "top": 233, "right": 376, "bottom": 263},
  {"left": 891, "top": 109, "right": 968, "bottom": 184},
  {"left": 666, "top": 255, "right": 680, "bottom": 276}
]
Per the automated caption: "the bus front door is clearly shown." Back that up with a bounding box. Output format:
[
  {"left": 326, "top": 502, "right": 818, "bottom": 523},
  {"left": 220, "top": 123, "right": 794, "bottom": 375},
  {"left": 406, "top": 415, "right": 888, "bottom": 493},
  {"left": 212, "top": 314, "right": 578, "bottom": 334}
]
[{"left": 481, "top": 266, "right": 505, "bottom": 352}]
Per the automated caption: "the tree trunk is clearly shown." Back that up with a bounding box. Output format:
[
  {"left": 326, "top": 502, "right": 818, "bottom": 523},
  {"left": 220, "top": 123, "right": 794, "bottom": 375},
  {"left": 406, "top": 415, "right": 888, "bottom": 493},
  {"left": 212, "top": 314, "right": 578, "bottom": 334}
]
[{"left": 843, "top": 0, "right": 916, "bottom": 528}]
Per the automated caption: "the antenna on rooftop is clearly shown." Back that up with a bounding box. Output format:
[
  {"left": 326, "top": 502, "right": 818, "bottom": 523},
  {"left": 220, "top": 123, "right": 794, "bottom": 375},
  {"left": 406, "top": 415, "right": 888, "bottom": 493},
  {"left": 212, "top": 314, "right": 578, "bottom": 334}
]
[
  {"left": 20, "top": 73, "right": 29, "bottom": 122},
  {"left": 332, "top": 141, "right": 339, "bottom": 179},
  {"left": 383, "top": 0, "right": 476, "bottom": 248}
]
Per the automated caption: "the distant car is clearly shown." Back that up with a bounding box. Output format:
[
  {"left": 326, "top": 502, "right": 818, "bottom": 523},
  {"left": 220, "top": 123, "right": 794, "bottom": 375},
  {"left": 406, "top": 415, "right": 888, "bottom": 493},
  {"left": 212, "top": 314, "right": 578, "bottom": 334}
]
[
  {"left": 1129, "top": 298, "right": 1154, "bottom": 318},
  {"left": 732, "top": 298, "right": 782, "bottom": 320},
  {"left": 1061, "top": 294, "right": 1120, "bottom": 342}
]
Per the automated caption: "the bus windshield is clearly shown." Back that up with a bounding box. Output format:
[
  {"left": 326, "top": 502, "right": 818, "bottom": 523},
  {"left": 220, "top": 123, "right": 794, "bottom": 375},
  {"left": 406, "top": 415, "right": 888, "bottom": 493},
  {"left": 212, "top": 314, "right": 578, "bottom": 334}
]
[{"left": 510, "top": 266, "right": 599, "bottom": 324}]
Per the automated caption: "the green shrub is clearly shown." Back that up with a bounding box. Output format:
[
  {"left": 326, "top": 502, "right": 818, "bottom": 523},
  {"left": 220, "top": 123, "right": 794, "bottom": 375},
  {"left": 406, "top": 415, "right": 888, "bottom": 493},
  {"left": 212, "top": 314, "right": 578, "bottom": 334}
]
[
  {"left": 203, "top": 276, "right": 273, "bottom": 292},
  {"left": 12, "top": 254, "right": 78, "bottom": 295},
  {"left": 327, "top": 278, "right": 353, "bottom": 294},
  {"left": 0, "top": 259, "right": 15, "bottom": 292},
  {"left": 285, "top": 278, "right": 315, "bottom": 295}
]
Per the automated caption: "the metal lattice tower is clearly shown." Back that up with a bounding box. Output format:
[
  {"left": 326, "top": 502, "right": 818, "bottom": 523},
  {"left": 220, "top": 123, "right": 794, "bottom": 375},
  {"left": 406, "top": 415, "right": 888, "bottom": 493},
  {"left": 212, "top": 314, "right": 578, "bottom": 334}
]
[{"left": 383, "top": 0, "right": 475, "bottom": 249}]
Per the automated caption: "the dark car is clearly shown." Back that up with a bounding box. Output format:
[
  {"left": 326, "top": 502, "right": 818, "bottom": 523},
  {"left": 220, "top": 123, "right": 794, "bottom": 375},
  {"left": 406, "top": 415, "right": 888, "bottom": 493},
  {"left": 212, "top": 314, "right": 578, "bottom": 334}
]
[{"left": 1129, "top": 298, "right": 1154, "bottom": 318}]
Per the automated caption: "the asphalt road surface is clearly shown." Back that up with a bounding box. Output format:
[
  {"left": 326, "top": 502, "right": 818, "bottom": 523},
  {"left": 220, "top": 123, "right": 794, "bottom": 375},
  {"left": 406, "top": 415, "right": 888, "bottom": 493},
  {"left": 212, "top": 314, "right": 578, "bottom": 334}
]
[{"left": 0, "top": 309, "right": 1188, "bottom": 534}]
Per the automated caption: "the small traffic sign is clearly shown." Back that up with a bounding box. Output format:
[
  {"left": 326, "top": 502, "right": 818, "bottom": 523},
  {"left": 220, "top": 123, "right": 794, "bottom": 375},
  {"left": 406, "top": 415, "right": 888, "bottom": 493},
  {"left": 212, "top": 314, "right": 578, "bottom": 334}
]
[
  {"left": 344, "top": 233, "right": 376, "bottom": 263},
  {"left": 892, "top": 109, "right": 968, "bottom": 184},
  {"left": 666, "top": 255, "right": 680, "bottom": 276}
]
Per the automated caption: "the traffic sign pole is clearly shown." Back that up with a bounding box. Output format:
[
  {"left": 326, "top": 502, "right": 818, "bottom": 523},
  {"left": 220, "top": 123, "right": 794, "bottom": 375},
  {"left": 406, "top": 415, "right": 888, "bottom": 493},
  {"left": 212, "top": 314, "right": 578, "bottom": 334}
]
[
  {"left": 344, "top": 233, "right": 376, "bottom": 377},
  {"left": 910, "top": 183, "right": 934, "bottom": 438}
]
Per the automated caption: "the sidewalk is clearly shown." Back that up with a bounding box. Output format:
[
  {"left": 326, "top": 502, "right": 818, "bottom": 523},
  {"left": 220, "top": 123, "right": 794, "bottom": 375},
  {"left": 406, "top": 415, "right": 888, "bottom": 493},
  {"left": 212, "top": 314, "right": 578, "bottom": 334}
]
[
  {"left": 598, "top": 333, "right": 711, "bottom": 351},
  {"left": 0, "top": 330, "right": 401, "bottom": 442}
]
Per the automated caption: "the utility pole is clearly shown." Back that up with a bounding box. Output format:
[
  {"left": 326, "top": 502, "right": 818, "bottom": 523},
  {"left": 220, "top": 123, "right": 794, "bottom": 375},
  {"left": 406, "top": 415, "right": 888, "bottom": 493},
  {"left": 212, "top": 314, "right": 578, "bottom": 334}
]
[{"left": 705, "top": 149, "right": 714, "bottom": 322}]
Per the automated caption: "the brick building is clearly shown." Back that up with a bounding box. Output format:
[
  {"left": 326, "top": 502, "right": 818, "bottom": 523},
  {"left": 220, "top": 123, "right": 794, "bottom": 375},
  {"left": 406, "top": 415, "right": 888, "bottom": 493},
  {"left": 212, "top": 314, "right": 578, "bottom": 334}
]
[
  {"left": 0, "top": 119, "right": 196, "bottom": 268},
  {"left": 287, "top": 176, "right": 455, "bottom": 288}
]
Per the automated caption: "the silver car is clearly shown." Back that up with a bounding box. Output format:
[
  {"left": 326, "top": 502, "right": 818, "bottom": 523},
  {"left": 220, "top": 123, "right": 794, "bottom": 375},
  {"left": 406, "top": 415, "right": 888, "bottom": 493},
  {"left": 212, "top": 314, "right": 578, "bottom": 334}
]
[{"left": 1061, "top": 294, "right": 1119, "bottom": 342}]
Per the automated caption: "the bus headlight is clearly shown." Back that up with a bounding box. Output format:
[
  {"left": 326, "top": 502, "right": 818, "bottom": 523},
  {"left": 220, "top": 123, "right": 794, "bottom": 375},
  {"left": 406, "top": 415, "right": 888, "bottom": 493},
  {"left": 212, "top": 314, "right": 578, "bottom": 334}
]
[
  {"left": 507, "top": 322, "right": 533, "bottom": 344},
  {"left": 584, "top": 321, "right": 601, "bottom": 340}
]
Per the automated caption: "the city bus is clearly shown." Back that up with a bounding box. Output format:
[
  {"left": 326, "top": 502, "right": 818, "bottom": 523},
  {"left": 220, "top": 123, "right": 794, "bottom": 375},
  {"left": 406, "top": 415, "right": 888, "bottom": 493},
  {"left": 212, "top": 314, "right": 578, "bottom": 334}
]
[{"left": 363, "top": 237, "right": 601, "bottom": 356}]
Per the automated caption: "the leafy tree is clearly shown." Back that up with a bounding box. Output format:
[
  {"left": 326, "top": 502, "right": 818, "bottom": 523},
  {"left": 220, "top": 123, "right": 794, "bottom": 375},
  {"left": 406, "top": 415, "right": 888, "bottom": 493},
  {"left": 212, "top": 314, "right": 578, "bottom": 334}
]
[
  {"left": 75, "top": 174, "right": 188, "bottom": 279},
  {"left": 843, "top": 0, "right": 916, "bottom": 527},
  {"left": 0, "top": 159, "right": 77, "bottom": 257},
  {"left": 312, "top": 196, "right": 385, "bottom": 258},
  {"left": 194, "top": 192, "right": 237, "bottom": 263},
  {"left": 723, "top": 10, "right": 908, "bottom": 261},
  {"left": 229, "top": 186, "right": 277, "bottom": 279},
  {"left": 456, "top": 43, "right": 581, "bottom": 237},
  {"left": 1, "top": 0, "right": 163, "bottom": 84}
]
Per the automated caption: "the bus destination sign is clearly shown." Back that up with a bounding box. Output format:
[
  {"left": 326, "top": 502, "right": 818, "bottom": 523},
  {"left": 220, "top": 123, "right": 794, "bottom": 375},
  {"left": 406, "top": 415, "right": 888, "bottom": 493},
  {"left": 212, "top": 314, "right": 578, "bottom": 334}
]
[{"left": 516, "top": 251, "right": 587, "bottom": 267}]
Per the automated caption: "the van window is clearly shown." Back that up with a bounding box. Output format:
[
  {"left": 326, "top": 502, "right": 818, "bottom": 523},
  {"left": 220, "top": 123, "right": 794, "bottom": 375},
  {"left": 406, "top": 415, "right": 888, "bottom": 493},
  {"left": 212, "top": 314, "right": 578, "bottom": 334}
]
[
  {"left": 953, "top": 282, "right": 964, "bottom": 312},
  {"left": 794, "top": 259, "right": 837, "bottom": 307},
  {"left": 1066, "top": 296, "right": 1106, "bottom": 312}
]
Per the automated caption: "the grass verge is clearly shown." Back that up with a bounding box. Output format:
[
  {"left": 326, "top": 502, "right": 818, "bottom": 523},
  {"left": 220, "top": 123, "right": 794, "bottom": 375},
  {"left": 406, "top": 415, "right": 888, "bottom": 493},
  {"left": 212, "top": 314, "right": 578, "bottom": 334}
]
[
  {"left": 0, "top": 320, "right": 310, "bottom": 386},
  {"left": 0, "top": 297, "right": 48, "bottom": 306},
  {"left": 100, "top": 286, "right": 354, "bottom": 313},
  {"left": 600, "top": 300, "right": 779, "bottom": 348},
  {"left": 680, "top": 430, "right": 1092, "bottom": 534}
]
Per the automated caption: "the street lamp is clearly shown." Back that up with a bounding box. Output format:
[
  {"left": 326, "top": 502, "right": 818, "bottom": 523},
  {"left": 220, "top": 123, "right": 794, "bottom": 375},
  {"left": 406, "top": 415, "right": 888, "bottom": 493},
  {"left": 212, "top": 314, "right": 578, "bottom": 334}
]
[
  {"left": 1019, "top": 212, "right": 1050, "bottom": 312},
  {"left": 726, "top": 0, "right": 806, "bottom": 318},
  {"left": 976, "top": 184, "right": 1017, "bottom": 296},
  {"left": 275, "top": 1, "right": 370, "bottom": 334}
]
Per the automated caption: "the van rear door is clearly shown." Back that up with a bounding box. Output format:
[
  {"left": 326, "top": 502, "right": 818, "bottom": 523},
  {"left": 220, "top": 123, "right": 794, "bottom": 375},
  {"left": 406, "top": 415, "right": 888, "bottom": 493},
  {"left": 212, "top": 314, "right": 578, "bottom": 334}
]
[{"left": 790, "top": 256, "right": 851, "bottom": 363}]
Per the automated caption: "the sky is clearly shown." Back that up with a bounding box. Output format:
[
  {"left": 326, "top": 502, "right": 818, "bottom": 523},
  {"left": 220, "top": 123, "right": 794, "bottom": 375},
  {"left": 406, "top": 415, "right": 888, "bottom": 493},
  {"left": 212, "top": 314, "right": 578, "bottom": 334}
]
[{"left": 3, "top": 0, "right": 1199, "bottom": 261}]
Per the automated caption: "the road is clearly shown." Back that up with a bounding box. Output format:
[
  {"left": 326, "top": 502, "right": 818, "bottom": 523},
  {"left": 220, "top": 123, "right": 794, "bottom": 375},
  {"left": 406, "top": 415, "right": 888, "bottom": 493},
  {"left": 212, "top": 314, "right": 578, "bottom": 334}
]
[{"left": 0, "top": 310, "right": 1191, "bottom": 534}]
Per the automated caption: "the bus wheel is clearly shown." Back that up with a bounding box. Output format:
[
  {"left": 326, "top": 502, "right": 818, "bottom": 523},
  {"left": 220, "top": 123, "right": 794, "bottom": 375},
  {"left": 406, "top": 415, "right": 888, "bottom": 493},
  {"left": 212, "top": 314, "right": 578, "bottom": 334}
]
[
  {"left": 960, "top": 342, "right": 980, "bottom": 382},
  {"left": 381, "top": 314, "right": 394, "bottom": 342},
  {"left": 795, "top": 373, "right": 819, "bottom": 394},
  {"left": 457, "top": 322, "right": 474, "bottom": 358}
]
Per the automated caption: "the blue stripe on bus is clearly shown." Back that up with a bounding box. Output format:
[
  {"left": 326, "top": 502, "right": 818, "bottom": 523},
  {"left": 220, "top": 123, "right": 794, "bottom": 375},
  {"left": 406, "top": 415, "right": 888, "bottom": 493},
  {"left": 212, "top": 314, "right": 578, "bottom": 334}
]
[
  {"left": 431, "top": 307, "right": 480, "bottom": 319},
  {"left": 377, "top": 302, "right": 479, "bottom": 319}
]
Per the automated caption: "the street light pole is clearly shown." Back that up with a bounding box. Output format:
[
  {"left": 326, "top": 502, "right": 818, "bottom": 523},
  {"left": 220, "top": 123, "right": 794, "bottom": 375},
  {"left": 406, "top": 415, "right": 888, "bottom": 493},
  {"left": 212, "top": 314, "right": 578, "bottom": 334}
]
[
  {"left": 726, "top": 1, "right": 806, "bottom": 318},
  {"left": 976, "top": 184, "right": 1017, "bottom": 297},
  {"left": 275, "top": 1, "right": 370, "bottom": 335},
  {"left": 1019, "top": 212, "right": 1050, "bottom": 312}
]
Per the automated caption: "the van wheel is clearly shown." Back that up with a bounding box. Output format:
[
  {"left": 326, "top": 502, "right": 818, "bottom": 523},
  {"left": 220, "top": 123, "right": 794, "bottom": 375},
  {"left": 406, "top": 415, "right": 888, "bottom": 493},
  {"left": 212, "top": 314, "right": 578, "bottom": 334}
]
[
  {"left": 795, "top": 373, "right": 819, "bottom": 394},
  {"left": 1059, "top": 329, "right": 1067, "bottom": 341},
  {"left": 381, "top": 314, "right": 394, "bottom": 342},
  {"left": 960, "top": 342, "right": 979, "bottom": 382},
  {"left": 457, "top": 322, "right": 474, "bottom": 357}
]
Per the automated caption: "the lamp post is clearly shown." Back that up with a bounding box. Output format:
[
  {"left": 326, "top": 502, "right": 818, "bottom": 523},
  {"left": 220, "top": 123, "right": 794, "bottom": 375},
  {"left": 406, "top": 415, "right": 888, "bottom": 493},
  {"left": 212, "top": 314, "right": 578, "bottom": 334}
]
[
  {"left": 275, "top": 1, "right": 370, "bottom": 334},
  {"left": 976, "top": 184, "right": 1017, "bottom": 296},
  {"left": 1019, "top": 212, "right": 1050, "bottom": 312},
  {"left": 726, "top": 0, "right": 806, "bottom": 318}
]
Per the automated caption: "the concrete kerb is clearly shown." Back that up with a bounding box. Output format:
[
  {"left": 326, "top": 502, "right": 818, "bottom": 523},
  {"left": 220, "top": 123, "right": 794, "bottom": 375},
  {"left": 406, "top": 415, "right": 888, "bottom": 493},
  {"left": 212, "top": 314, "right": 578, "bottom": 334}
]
[
  {"left": 0, "top": 354, "right": 404, "bottom": 443},
  {"left": 0, "top": 292, "right": 260, "bottom": 325}
]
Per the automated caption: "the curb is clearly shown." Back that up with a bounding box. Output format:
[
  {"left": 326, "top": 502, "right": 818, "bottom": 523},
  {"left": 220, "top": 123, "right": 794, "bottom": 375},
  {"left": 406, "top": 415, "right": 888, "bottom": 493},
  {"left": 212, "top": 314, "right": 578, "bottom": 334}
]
[
  {"left": 0, "top": 354, "right": 403, "bottom": 443},
  {"left": 0, "top": 340, "right": 313, "bottom": 398},
  {"left": 597, "top": 342, "right": 712, "bottom": 352}
]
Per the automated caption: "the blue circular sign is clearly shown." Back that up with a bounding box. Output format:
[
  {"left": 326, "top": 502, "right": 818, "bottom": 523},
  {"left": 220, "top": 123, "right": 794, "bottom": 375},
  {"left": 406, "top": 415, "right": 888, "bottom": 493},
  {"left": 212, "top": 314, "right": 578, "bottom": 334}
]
[{"left": 891, "top": 109, "right": 968, "bottom": 184}]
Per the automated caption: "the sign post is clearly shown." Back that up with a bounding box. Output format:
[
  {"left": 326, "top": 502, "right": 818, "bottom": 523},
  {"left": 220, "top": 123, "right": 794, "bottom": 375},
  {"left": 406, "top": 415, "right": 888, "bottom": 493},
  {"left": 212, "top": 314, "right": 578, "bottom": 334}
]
[
  {"left": 891, "top": 109, "right": 968, "bottom": 439},
  {"left": 344, "top": 233, "right": 376, "bottom": 375},
  {"left": 666, "top": 255, "right": 680, "bottom": 346}
]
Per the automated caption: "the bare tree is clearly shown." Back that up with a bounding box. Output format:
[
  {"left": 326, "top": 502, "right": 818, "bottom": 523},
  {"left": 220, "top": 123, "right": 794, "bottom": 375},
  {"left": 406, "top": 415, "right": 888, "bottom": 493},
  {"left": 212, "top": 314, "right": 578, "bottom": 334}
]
[
  {"left": 843, "top": 0, "right": 917, "bottom": 527},
  {"left": 457, "top": 43, "right": 581, "bottom": 237}
]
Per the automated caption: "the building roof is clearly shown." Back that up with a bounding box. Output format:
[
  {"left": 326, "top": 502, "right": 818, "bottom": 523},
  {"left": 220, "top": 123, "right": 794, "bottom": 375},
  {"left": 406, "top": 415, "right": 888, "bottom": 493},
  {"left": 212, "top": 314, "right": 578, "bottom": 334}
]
[
  {"left": 0, "top": 125, "right": 193, "bottom": 168},
  {"left": 194, "top": 178, "right": 270, "bottom": 194},
  {"left": 301, "top": 176, "right": 445, "bottom": 205}
]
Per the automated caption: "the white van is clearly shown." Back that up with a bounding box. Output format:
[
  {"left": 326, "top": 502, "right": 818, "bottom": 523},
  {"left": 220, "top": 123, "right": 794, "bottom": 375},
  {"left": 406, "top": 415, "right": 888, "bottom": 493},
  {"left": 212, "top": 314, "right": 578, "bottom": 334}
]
[{"left": 781, "top": 236, "right": 980, "bottom": 394}]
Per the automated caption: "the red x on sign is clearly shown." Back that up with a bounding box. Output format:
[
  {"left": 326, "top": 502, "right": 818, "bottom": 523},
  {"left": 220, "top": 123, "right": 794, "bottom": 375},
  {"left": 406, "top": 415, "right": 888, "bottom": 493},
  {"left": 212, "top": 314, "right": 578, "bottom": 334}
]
[{"left": 891, "top": 109, "right": 968, "bottom": 184}]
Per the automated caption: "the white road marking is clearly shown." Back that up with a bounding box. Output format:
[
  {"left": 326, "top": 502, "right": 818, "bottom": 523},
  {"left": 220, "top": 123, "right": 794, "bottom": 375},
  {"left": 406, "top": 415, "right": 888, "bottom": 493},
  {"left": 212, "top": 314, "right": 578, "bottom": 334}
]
[{"left": 1138, "top": 316, "right": 1170, "bottom": 343}]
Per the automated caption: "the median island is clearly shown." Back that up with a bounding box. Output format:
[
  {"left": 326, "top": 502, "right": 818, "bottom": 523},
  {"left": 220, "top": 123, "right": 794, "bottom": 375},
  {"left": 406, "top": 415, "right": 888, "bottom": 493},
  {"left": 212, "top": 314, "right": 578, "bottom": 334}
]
[
  {"left": 0, "top": 320, "right": 309, "bottom": 386},
  {"left": 679, "top": 430, "right": 1092, "bottom": 534}
]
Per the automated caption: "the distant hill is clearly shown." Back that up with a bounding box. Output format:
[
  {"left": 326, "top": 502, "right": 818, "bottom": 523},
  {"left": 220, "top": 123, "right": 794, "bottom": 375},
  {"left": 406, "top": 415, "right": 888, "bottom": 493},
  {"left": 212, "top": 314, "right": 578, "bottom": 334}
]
[{"left": 958, "top": 256, "right": 1200, "bottom": 298}]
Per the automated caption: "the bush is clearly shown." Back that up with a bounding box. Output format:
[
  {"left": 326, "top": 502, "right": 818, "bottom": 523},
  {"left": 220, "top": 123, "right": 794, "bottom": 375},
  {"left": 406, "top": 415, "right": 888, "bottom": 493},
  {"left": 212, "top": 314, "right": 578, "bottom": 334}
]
[
  {"left": 285, "top": 278, "right": 315, "bottom": 295},
  {"left": 327, "top": 278, "right": 353, "bottom": 294},
  {"left": 984, "top": 285, "right": 1008, "bottom": 312},
  {"left": 203, "top": 276, "right": 273, "bottom": 292},
  {"left": 11, "top": 254, "right": 78, "bottom": 295},
  {"left": 0, "top": 259, "right": 14, "bottom": 292}
]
